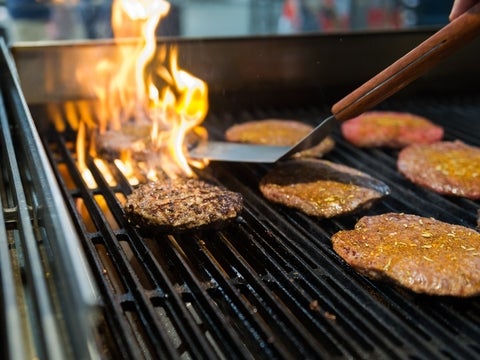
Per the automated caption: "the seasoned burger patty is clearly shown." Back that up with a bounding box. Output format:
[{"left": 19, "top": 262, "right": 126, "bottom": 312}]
[
  {"left": 397, "top": 140, "right": 480, "bottom": 199},
  {"left": 225, "top": 119, "right": 335, "bottom": 158},
  {"left": 124, "top": 179, "right": 243, "bottom": 233},
  {"left": 259, "top": 159, "right": 389, "bottom": 218},
  {"left": 341, "top": 111, "right": 443, "bottom": 148},
  {"left": 332, "top": 213, "right": 480, "bottom": 297}
]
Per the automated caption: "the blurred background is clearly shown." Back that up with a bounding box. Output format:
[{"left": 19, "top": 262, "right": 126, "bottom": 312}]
[{"left": 0, "top": 0, "right": 453, "bottom": 43}]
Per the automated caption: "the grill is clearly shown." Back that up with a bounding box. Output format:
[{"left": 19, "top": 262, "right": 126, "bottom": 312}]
[{"left": 7, "top": 30, "right": 480, "bottom": 359}]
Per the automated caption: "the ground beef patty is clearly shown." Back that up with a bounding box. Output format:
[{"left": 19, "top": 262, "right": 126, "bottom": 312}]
[
  {"left": 124, "top": 179, "right": 243, "bottom": 233},
  {"left": 96, "top": 122, "right": 151, "bottom": 160},
  {"left": 332, "top": 213, "right": 480, "bottom": 297},
  {"left": 225, "top": 119, "right": 335, "bottom": 158},
  {"left": 259, "top": 159, "right": 389, "bottom": 218},
  {"left": 397, "top": 140, "right": 480, "bottom": 199},
  {"left": 341, "top": 111, "right": 443, "bottom": 148},
  {"left": 97, "top": 124, "right": 201, "bottom": 161}
]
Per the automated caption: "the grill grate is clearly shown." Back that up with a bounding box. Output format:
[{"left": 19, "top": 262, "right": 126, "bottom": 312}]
[{"left": 34, "top": 93, "right": 480, "bottom": 359}]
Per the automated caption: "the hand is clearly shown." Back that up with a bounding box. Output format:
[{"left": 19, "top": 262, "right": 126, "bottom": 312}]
[{"left": 449, "top": 0, "right": 480, "bottom": 21}]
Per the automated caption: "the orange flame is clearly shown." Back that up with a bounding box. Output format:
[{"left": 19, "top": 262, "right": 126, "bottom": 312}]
[
  {"left": 76, "top": 0, "right": 209, "bottom": 186},
  {"left": 148, "top": 46, "right": 209, "bottom": 177}
]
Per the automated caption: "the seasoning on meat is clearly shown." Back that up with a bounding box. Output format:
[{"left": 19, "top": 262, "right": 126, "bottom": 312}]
[
  {"left": 225, "top": 119, "right": 335, "bottom": 158},
  {"left": 397, "top": 140, "right": 480, "bottom": 199},
  {"left": 341, "top": 111, "right": 444, "bottom": 148},
  {"left": 259, "top": 159, "right": 389, "bottom": 218},
  {"left": 124, "top": 178, "right": 243, "bottom": 233},
  {"left": 332, "top": 213, "right": 480, "bottom": 297}
]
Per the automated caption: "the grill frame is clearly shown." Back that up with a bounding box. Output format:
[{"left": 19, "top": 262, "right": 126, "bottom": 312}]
[
  {"left": 0, "top": 39, "right": 99, "bottom": 360},
  {"left": 9, "top": 31, "right": 480, "bottom": 359}
]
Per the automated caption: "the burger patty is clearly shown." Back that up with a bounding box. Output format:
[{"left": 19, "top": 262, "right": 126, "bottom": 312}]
[
  {"left": 225, "top": 119, "right": 335, "bottom": 158},
  {"left": 341, "top": 111, "right": 444, "bottom": 148},
  {"left": 331, "top": 213, "right": 480, "bottom": 297},
  {"left": 259, "top": 159, "right": 389, "bottom": 218},
  {"left": 97, "top": 124, "right": 201, "bottom": 161},
  {"left": 124, "top": 179, "right": 243, "bottom": 233},
  {"left": 96, "top": 124, "right": 151, "bottom": 159},
  {"left": 397, "top": 140, "right": 480, "bottom": 199}
]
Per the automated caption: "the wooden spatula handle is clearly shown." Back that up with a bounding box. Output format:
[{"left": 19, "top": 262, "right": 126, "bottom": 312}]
[{"left": 331, "top": 2, "right": 480, "bottom": 122}]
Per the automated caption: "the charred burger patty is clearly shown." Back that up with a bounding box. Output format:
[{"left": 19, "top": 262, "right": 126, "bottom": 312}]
[{"left": 124, "top": 179, "right": 243, "bottom": 233}]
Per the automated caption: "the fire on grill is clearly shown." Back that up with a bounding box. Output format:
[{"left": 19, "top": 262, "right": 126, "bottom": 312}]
[
  {"left": 6, "top": 4, "right": 480, "bottom": 359},
  {"left": 76, "top": 0, "right": 209, "bottom": 184}
]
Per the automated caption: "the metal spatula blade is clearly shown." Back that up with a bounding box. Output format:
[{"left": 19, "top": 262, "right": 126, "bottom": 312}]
[
  {"left": 189, "top": 115, "right": 337, "bottom": 163},
  {"left": 189, "top": 141, "right": 290, "bottom": 163}
]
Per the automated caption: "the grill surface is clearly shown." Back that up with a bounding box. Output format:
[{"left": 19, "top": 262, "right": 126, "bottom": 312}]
[{"left": 29, "top": 93, "right": 480, "bottom": 359}]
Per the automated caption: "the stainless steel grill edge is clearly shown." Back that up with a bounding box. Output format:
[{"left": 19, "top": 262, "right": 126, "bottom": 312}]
[{"left": 0, "top": 38, "right": 100, "bottom": 360}]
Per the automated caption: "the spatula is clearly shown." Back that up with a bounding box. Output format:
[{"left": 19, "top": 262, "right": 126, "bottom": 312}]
[{"left": 189, "top": 3, "right": 480, "bottom": 163}]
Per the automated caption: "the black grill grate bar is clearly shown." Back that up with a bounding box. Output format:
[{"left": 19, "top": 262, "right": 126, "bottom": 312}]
[
  {"left": 211, "top": 226, "right": 372, "bottom": 359},
  {"left": 125, "top": 234, "right": 238, "bottom": 360},
  {"left": 428, "top": 301, "right": 480, "bottom": 339},
  {"left": 116, "top": 227, "right": 247, "bottom": 357},
  {"left": 211, "top": 166, "right": 450, "bottom": 360},
  {"left": 174, "top": 229, "right": 341, "bottom": 359},
  {"left": 52, "top": 127, "right": 244, "bottom": 359},
  {"left": 45, "top": 130, "right": 181, "bottom": 359},
  {"left": 164, "top": 235, "right": 272, "bottom": 359},
  {"left": 85, "top": 191, "right": 190, "bottom": 357},
  {"left": 365, "top": 287, "right": 480, "bottom": 359}
]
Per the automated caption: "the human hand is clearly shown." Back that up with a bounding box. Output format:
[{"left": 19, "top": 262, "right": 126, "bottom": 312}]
[{"left": 449, "top": 0, "right": 480, "bottom": 21}]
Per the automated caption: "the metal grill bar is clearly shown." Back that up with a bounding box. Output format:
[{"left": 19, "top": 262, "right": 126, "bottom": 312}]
[
  {"left": 0, "top": 72, "right": 71, "bottom": 359},
  {"left": 0, "top": 93, "right": 28, "bottom": 360},
  {"left": 1, "top": 89, "right": 67, "bottom": 360},
  {"left": 34, "top": 94, "right": 480, "bottom": 359}
]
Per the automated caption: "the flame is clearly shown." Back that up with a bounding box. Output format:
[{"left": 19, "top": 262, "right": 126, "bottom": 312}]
[
  {"left": 148, "top": 46, "right": 209, "bottom": 177},
  {"left": 76, "top": 0, "right": 209, "bottom": 186}
]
